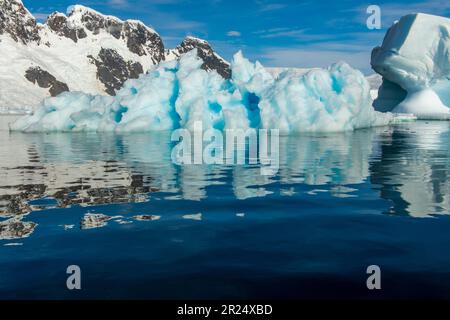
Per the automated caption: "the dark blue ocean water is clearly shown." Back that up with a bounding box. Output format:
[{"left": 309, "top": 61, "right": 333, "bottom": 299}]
[{"left": 1, "top": 121, "right": 450, "bottom": 299}]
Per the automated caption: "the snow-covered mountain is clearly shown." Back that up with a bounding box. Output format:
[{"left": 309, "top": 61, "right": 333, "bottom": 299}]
[{"left": 0, "top": 0, "right": 230, "bottom": 111}]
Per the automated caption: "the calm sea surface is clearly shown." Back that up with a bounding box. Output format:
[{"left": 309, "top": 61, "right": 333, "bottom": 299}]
[{"left": 1, "top": 118, "right": 450, "bottom": 299}]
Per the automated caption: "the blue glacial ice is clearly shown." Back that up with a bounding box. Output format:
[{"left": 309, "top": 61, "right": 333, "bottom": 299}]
[{"left": 11, "top": 50, "right": 392, "bottom": 133}]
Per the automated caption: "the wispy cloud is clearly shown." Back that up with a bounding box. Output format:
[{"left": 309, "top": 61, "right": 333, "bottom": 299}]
[
  {"left": 253, "top": 27, "right": 345, "bottom": 42},
  {"left": 254, "top": 0, "right": 287, "bottom": 12},
  {"left": 258, "top": 28, "right": 306, "bottom": 38},
  {"left": 227, "top": 30, "right": 241, "bottom": 37},
  {"left": 108, "top": 0, "right": 129, "bottom": 9},
  {"left": 381, "top": 0, "right": 450, "bottom": 17},
  {"left": 345, "top": 0, "right": 450, "bottom": 28},
  {"left": 159, "top": 18, "right": 204, "bottom": 31},
  {"left": 101, "top": 1, "right": 205, "bottom": 32},
  {"left": 259, "top": 31, "right": 386, "bottom": 74},
  {"left": 259, "top": 3, "right": 286, "bottom": 12}
]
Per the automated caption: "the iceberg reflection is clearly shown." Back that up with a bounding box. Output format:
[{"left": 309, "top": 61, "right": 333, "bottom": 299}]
[
  {"left": 370, "top": 122, "right": 450, "bottom": 217},
  {"left": 0, "top": 121, "right": 450, "bottom": 220}
]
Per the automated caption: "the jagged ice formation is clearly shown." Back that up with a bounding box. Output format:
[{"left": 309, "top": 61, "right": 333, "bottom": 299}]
[{"left": 11, "top": 50, "right": 392, "bottom": 133}]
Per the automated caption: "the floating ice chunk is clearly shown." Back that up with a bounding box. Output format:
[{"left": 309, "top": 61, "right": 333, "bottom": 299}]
[
  {"left": 133, "top": 215, "right": 161, "bottom": 221},
  {"left": 115, "top": 219, "right": 133, "bottom": 224},
  {"left": 3, "top": 242, "right": 23, "bottom": 246},
  {"left": 12, "top": 50, "right": 391, "bottom": 133},
  {"left": 182, "top": 213, "right": 202, "bottom": 221}
]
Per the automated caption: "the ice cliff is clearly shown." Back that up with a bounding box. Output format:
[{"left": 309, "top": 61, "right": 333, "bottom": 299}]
[
  {"left": 11, "top": 50, "right": 391, "bottom": 133},
  {"left": 371, "top": 13, "right": 450, "bottom": 119}
]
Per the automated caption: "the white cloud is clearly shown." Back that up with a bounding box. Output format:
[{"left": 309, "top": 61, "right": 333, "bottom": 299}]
[
  {"left": 108, "top": 0, "right": 129, "bottom": 9},
  {"left": 160, "top": 19, "right": 204, "bottom": 30},
  {"left": 258, "top": 28, "right": 306, "bottom": 38},
  {"left": 227, "top": 30, "right": 241, "bottom": 37},
  {"left": 259, "top": 3, "right": 286, "bottom": 12},
  {"left": 251, "top": 25, "right": 387, "bottom": 74},
  {"left": 254, "top": 0, "right": 287, "bottom": 12}
]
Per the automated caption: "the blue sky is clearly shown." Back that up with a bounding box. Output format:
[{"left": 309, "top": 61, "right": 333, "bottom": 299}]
[{"left": 24, "top": 0, "right": 449, "bottom": 74}]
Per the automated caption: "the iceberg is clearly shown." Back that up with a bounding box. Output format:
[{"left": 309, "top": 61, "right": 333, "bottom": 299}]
[
  {"left": 11, "top": 50, "right": 391, "bottom": 133},
  {"left": 371, "top": 13, "right": 450, "bottom": 119}
]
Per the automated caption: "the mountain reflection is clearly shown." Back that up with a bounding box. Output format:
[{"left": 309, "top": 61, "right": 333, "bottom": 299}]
[{"left": 0, "top": 121, "right": 449, "bottom": 227}]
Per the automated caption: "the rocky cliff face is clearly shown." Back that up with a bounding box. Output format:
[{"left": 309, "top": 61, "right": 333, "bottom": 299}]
[
  {"left": 63, "top": 5, "right": 166, "bottom": 62},
  {"left": 24, "top": 66, "right": 70, "bottom": 97},
  {"left": 0, "top": 0, "right": 231, "bottom": 111},
  {"left": 88, "top": 48, "right": 144, "bottom": 95},
  {"left": 0, "top": 0, "right": 40, "bottom": 44},
  {"left": 46, "top": 12, "right": 87, "bottom": 43}
]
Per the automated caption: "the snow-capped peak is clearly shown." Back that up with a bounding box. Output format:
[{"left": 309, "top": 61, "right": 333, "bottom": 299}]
[
  {"left": 0, "top": 0, "right": 231, "bottom": 112},
  {"left": 3, "top": 0, "right": 31, "bottom": 15},
  {"left": 184, "top": 35, "right": 209, "bottom": 44},
  {"left": 67, "top": 4, "right": 102, "bottom": 16},
  {"left": 64, "top": 5, "right": 158, "bottom": 34},
  {"left": 66, "top": 4, "right": 122, "bottom": 27},
  {"left": 0, "top": 0, "right": 40, "bottom": 44}
]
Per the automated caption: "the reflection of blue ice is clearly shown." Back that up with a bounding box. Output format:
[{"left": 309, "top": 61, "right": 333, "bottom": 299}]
[
  {"left": 370, "top": 121, "right": 450, "bottom": 217},
  {"left": 1, "top": 128, "right": 383, "bottom": 202},
  {"left": 1, "top": 121, "right": 450, "bottom": 217}
]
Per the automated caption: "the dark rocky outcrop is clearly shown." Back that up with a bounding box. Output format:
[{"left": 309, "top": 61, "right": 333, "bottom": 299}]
[
  {"left": 122, "top": 21, "right": 165, "bottom": 62},
  {"left": 78, "top": 7, "right": 121, "bottom": 36},
  {"left": 0, "top": 0, "right": 40, "bottom": 44},
  {"left": 25, "top": 66, "right": 69, "bottom": 96},
  {"left": 46, "top": 12, "right": 87, "bottom": 42},
  {"left": 171, "top": 37, "right": 231, "bottom": 79},
  {"left": 89, "top": 48, "right": 144, "bottom": 95}
]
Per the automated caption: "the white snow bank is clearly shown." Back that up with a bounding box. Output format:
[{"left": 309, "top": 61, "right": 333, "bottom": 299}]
[
  {"left": 393, "top": 89, "right": 450, "bottom": 120},
  {"left": 371, "top": 13, "right": 450, "bottom": 119},
  {"left": 11, "top": 50, "right": 392, "bottom": 133}
]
